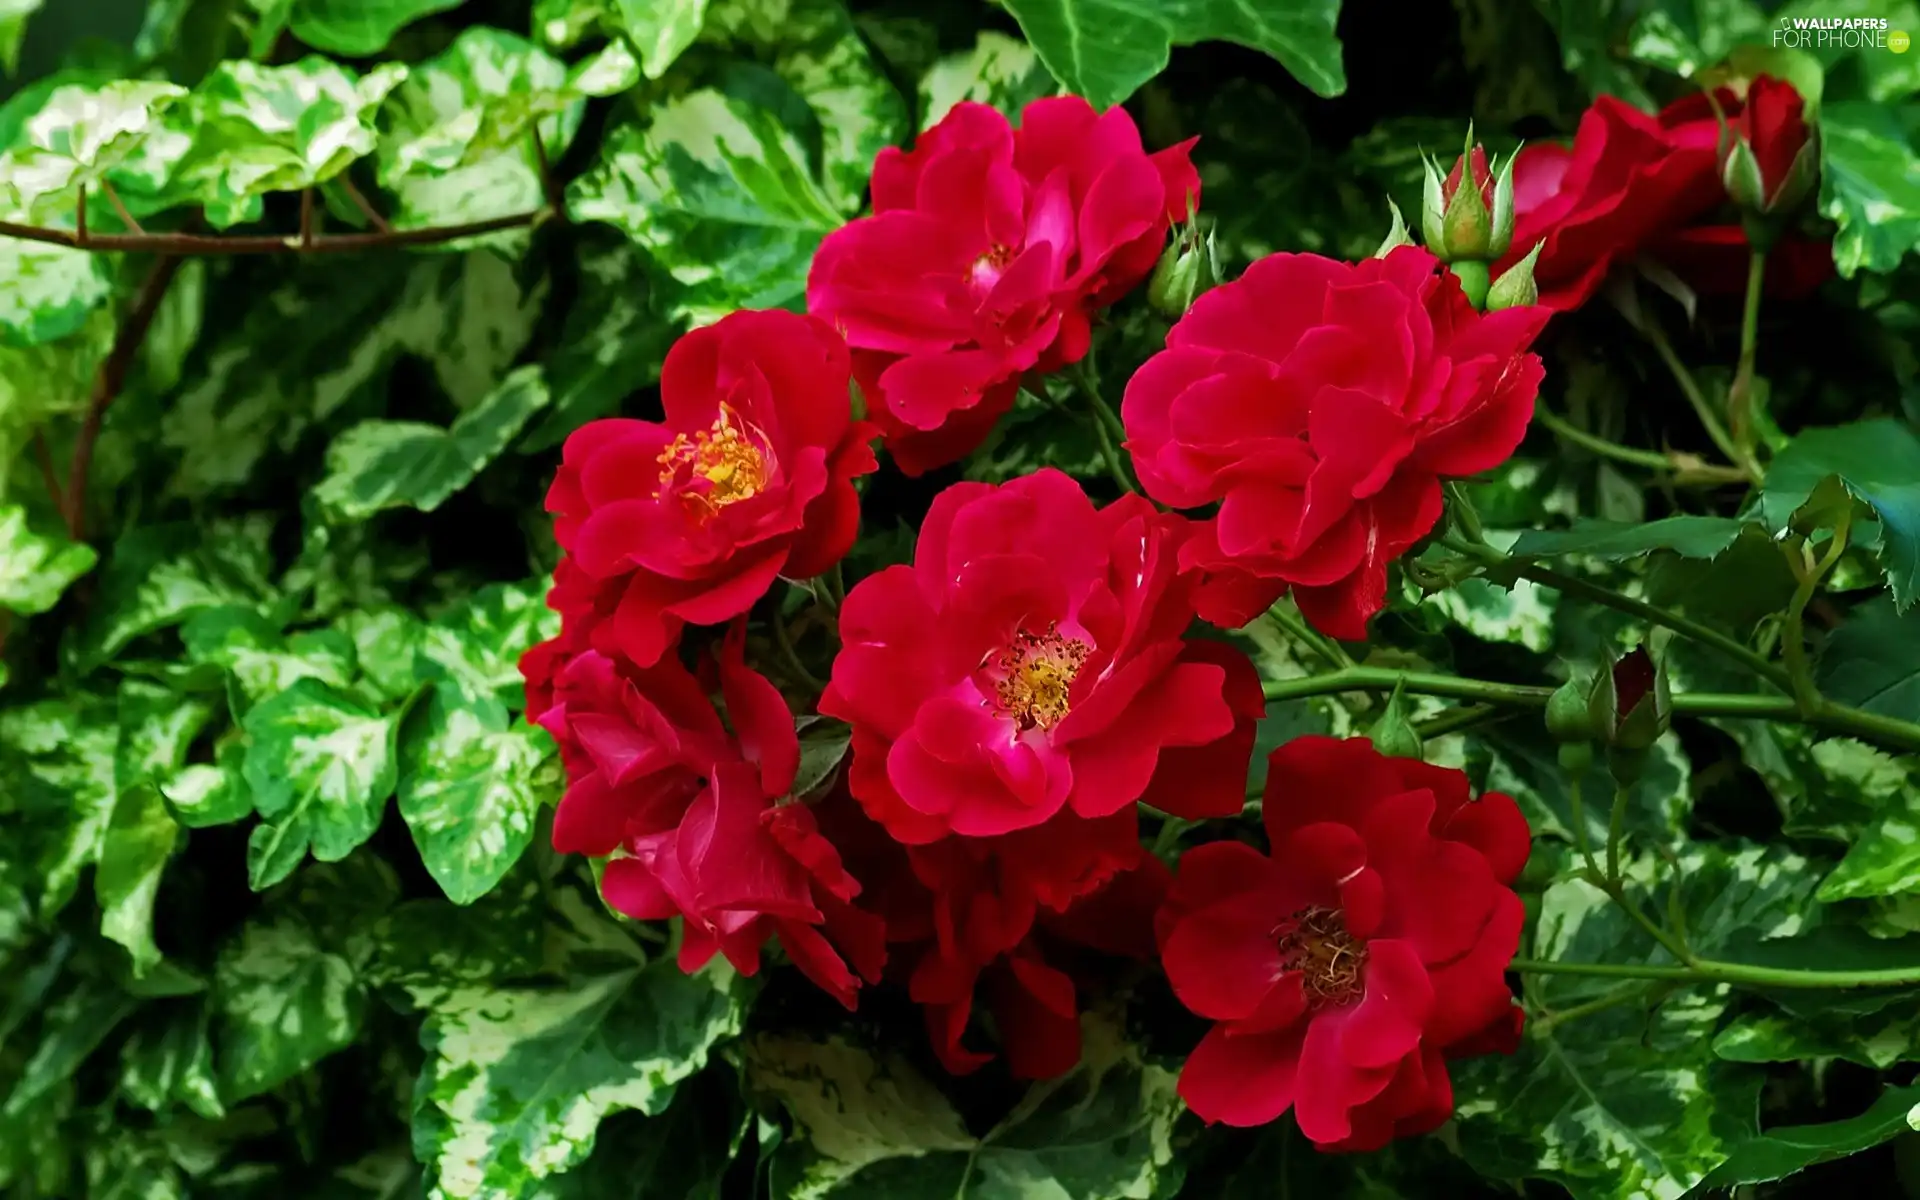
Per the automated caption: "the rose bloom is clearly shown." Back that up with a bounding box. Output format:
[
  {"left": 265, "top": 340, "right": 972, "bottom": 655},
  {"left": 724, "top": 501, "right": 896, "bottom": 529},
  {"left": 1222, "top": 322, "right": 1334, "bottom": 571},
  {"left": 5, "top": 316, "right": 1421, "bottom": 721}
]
[
  {"left": 819, "top": 468, "right": 1262, "bottom": 841},
  {"left": 544, "top": 309, "right": 875, "bottom": 666},
  {"left": 1122, "top": 246, "right": 1548, "bottom": 640},
  {"left": 1158, "top": 737, "right": 1530, "bottom": 1150},
  {"left": 523, "top": 626, "right": 884, "bottom": 1008},
  {"left": 808, "top": 97, "right": 1199, "bottom": 475}
]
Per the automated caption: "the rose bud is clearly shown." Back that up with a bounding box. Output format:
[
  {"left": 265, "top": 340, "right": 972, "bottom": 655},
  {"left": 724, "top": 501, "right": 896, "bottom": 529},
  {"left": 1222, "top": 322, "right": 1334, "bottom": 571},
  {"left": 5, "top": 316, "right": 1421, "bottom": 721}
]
[
  {"left": 1421, "top": 133, "right": 1517, "bottom": 264},
  {"left": 1718, "top": 74, "right": 1819, "bottom": 218}
]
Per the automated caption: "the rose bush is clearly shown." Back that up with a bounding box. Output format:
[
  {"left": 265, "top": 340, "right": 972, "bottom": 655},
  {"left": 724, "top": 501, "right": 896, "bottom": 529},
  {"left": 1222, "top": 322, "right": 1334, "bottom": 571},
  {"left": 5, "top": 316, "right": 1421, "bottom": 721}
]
[{"left": 3, "top": 5, "right": 1917, "bottom": 1200}]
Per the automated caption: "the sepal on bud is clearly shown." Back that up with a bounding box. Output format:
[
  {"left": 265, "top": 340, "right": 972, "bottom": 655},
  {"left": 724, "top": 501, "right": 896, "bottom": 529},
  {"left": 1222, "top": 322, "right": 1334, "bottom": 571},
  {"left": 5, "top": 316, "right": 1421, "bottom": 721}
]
[
  {"left": 1366, "top": 680, "right": 1424, "bottom": 761},
  {"left": 1420, "top": 131, "right": 1516, "bottom": 263},
  {"left": 1487, "top": 241, "right": 1542, "bottom": 311},
  {"left": 1147, "top": 219, "right": 1220, "bottom": 320},
  {"left": 1374, "top": 198, "right": 1414, "bottom": 258}
]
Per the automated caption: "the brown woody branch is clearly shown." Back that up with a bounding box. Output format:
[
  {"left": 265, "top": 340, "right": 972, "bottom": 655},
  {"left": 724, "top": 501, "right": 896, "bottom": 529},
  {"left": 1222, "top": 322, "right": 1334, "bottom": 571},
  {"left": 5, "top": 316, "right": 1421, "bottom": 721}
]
[
  {"left": 64, "top": 255, "right": 186, "bottom": 540},
  {"left": 0, "top": 208, "right": 544, "bottom": 256}
]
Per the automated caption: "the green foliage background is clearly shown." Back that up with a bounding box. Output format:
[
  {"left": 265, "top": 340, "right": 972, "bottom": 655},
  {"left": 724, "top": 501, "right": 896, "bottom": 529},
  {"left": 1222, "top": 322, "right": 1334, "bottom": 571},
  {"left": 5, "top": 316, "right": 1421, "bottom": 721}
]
[{"left": 1, "top": 1, "right": 1920, "bottom": 1198}]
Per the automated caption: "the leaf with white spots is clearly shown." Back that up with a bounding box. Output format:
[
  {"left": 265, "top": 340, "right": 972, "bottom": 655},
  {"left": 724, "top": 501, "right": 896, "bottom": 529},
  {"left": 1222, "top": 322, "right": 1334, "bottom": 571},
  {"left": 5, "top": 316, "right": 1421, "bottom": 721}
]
[
  {"left": 333, "top": 606, "right": 427, "bottom": 704},
  {"left": 288, "top": 0, "right": 463, "bottom": 55},
  {"left": 1453, "top": 843, "right": 1820, "bottom": 1200},
  {"left": 160, "top": 741, "right": 254, "bottom": 830},
  {"left": 0, "top": 502, "right": 96, "bottom": 615},
  {"left": 0, "top": 80, "right": 188, "bottom": 214},
  {"left": 1814, "top": 744, "right": 1920, "bottom": 901},
  {"left": 412, "top": 959, "right": 750, "bottom": 1200},
  {"left": 315, "top": 365, "right": 551, "bottom": 522},
  {"left": 749, "top": 1014, "right": 1182, "bottom": 1198},
  {"left": 0, "top": 693, "right": 118, "bottom": 916},
  {"left": 399, "top": 687, "right": 559, "bottom": 905},
  {"left": 182, "top": 604, "right": 358, "bottom": 708},
  {"left": 919, "top": 30, "right": 1058, "bottom": 129},
  {"left": 241, "top": 679, "right": 403, "bottom": 891},
  {"left": 413, "top": 579, "right": 557, "bottom": 713},
  {"left": 73, "top": 516, "right": 277, "bottom": 671},
  {"left": 95, "top": 784, "right": 182, "bottom": 977},
  {"left": 212, "top": 909, "right": 369, "bottom": 1101},
  {"left": 1431, "top": 575, "right": 1558, "bottom": 652},
  {"left": 0, "top": 210, "right": 113, "bottom": 348},
  {"left": 177, "top": 58, "right": 408, "bottom": 228},
  {"left": 120, "top": 1000, "right": 225, "bottom": 1120}
]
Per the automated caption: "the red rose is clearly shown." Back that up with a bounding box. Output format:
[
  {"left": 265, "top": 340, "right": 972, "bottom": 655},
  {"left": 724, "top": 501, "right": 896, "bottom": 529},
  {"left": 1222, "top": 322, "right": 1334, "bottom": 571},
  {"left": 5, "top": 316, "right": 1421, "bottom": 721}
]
[
  {"left": 1499, "top": 95, "right": 1721, "bottom": 311},
  {"left": 808, "top": 97, "right": 1199, "bottom": 475},
  {"left": 545, "top": 309, "right": 876, "bottom": 667},
  {"left": 528, "top": 624, "right": 885, "bottom": 1009},
  {"left": 1122, "top": 246, "right": 1547, "bottom": 640},
  {"left": 1158, "top": 737, "right": 1530, "bottom": 1150},
  {"left": 819, "top": 469, "right": 1259, "bottom": 841}
]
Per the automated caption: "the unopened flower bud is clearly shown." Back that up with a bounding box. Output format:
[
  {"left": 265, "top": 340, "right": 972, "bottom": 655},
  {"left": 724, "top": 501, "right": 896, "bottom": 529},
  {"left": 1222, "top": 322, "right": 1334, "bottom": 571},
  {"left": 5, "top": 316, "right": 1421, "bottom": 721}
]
[
  {"left": 1487, "top": 241, "right": 1542, "bottom": 311},
  {"left": 1717, "top": 75, "right": 1819, "bottom": 218},
  {"left": 1147, "top": 221, "right": 1219, "bottom": 320},
  {"left": 1421, "top": 132, "right": 1516, "bottom": 263},
  {"left": 1586, "top": 640, "right": 1672, "bottom": 755}
]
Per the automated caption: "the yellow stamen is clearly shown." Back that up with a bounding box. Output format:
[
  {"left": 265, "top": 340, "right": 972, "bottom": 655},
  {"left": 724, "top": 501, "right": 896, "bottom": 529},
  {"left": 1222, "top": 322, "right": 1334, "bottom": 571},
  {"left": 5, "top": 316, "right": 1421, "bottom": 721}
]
[
  {"left": 654, "top": 404, "right": 773, "bottom": 519},
  {"left": 1276, "top": 906, "right": 1367, "bottom": 1009},
  {"left": 992, "top": 625, "right": 1091, "bottom": 732}
]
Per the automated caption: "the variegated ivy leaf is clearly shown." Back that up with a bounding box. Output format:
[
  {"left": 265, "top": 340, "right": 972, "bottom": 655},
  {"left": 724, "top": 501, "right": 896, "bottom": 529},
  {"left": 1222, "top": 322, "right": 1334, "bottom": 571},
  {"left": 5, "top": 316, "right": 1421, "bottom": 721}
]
[
  {"left": 94, "top": 785, "right": 181, "bottom": 976},
  {"left": 179, "top": 58, "right": 408, "bottom": 229},
  {"left": 333, "top": 607, "right": 427, "bottom": 704},
  {"left": 0, "top": 693, "right": 118, "bottom": 916},
  {"left": 83, "top": 1128, "right": 189, "bottom": 1200},
  {"left": 181, "top": 604, "right": 358, "bottom": 709},
  {"left": 1, "top": 980, "right": 140, "bottom": 1121},
  {"left": 414, "top": 579, "right": 557, "bottom": 713},
  {"left": 750, "top": 1015, "right": 1182, "bottom": 1198},
  {"left": 523, "top": 235, "right": 677, "bottom": 448},
  {"left": 120, "top": 1001, "right": 225, "bottom": 1121},
  {"left": 315, "top": 365, "right": 551, "bottom": 523},
  {"left": 72, "top": 516, "right": 277, "bottom": 671},
  {"left": 1430, "top": 575, "right": 1557, "bottom": 652},
  {"left": 532, "top": 0, "right": 610, "bottom": 50},
  {"left": 213, "top": 909, "right": 368, "bottom": 1101},
  {"left": 0, "top": 80, "right": 188, "bottom": 215},
  {"left": 1813, "top": 742, "right": 1920, "bottom": 901},
  {"left": 920, "top": 31, "right": 1058, "bottom": 129},
  {"left": 0, "top": 502, "right": 95, "bottom": 614},
  {"left": 412, "top": 959, "right": 749, "bottom": 1200},
  {"left": 1822, "top": 102, "right": 1920, "bottom": 277},
  {"left": 569, "top": 88, "right": 844, "bottom": 323},
  {"left": 701, "top": 0, "right": 910, "bottom": 213},
  {"left": 1453, "top": 844, "right": 1819, "bottom": 1200},
  {"left": 398, "top": 687, "right": 559, "bottom": 905},
  {"left": 0, "top": 208, "right": 113, "bottom": 347},
  {"left": 288, "top": 0, "right": 463, "bottom": 55},
  {"left": 0, "top": 0, "right": 45, "bottom": 74},
  {"left": 1714, "top": 1003, "right": 1920, "bottom": 1072},
  {"left": 241, "top": 679, "right": 403, "bottom": 891},
  {"left": 617, "top": 0, "right": 708, "bottom": 78},
  {"left": 160, "top": 741, "right": 254, "bottom": 830},
  {"left": 369, "top": 859, "right": 547, "bottom": 991}
]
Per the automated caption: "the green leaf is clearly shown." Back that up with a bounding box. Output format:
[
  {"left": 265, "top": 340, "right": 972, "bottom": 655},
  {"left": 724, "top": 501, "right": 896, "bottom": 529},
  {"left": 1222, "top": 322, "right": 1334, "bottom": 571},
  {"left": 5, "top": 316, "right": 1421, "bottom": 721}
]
[
  {"left": 568, "top": 88, "right": 844, "bottom": 324},
  {"left": 1760, "top": 418, "right": 1920, "bottom": 607},
  {"left": 791, "top": 717, "right": 851, "bottom": 800},
  {"left": 1, "top": 980, "right": 139, "bottom": 1120},
  {"left": 94, "top": 784, "right": 180, "bottom": 976},
  {"left": 411, "top": 959, "right": 749, "bottom": 1200},
  {"left": 315, "top": 364, "right": 551, "bottom": 523},
  {"left": 1821, "top": 101, "right": 1920, "bottom": 277},
  {"left": 213, "top": 907, "right": 369, "bottom": 1101},
  {"left": 334, "top": 607, "right": 427, "bottom": 704},
  {"left": 0, "top": 80, "right": 188, "bottom": 215},
  {"left": 1819, "top": 597, "right": 1920, "bottom": 724},
  {"left": 0, "top": 0, "right": 44, "bottom": 74},
  {"left": 523, "top": 236, "right": 677, "bottom": 449},
  {"left": 288, "top": 0, "right": 463, "bottom": 55},
  {"left": 920, "top": 30, "right": 1058, "bottom": 129},
  {"left": 73, "top": 517, "right": 276, "bottom": 671},
  {"left": 529, "top": 1073, "right": 743, "bottom": 1200},
  {"left": 398, "top": 688, "right": 558, "bottom": 905},
  {"left": 701, "top": 0, "right": 912, "bottom": 213},
  {"left": 414, "top": 579, "right": 557, "bottom": 713},
  {"left": 0, "top": 502, "right": 95, "bottom": 615},
  {"left": 1001, "top": 0, "right": 1345, "bottom": 108},
  {"left": 0, "top": 216, "right": 112, "bottom": 347},
  {"left": 1430, "top": 576, "right": 1558, "bottom": 652},
  {"left": 1811, "top": 744, "right": 1920, "bottom": 901},
  {"left": 182, "top": 605, "right": 358, "bottom": 708},
  {"left": 1454, "top": 843, "right": 1817, "bottom": 1200},
  {"left": 1468, "top": 723, "right": 1690, "bottom": 854},
  {"left": 160, "top": 742, "right": 254, "bottom": 830},
  {"left": 1509, "top": 516, "right": 1746, "bottom": 562},
  {"left": 615, "top": 0, "right": 708, "bottom": 77},
  {"left": 369, "top": 861, "right": 547, "bottom": 991},
  {"left": 374, "top": 28, "right": 588, "bottom": 239},
  {"left": 120, "top": 1001, "right": 225, "bottom": 1121},
  {"left": 180, "top": 58, "right": 408, "bottom": 228},
  {"left": 241, "top": 679, "right": 403, "bottom": 891},
  {"left": 1, "top": 693, "right": 118, "bottom": 915},
  {"left": 753, "top": 1015, "right": 1182, "bottom": 1198},
  {"left": 1701, "top": 1081, "right": 1920, "bottom": 1187},
  {"left": 1714, "top": 1002, "right": 1920, "bottom": 1071}
]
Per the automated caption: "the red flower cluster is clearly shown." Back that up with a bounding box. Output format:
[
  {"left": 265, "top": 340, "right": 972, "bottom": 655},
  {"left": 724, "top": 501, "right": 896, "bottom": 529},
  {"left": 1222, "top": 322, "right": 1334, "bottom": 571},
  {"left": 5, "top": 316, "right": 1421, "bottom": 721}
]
[
  {"left": 1159, "top": 737, "right": 1529, "bottom": 1150},
  {"left": 1500, "top": 75, "right": 1829, "bottom": 312},
  {"left": 809, "top": 96, "right": 1199, "bottom": 475},
  {"left": 821, "top": 470, "right": 1264, "bottom": 1070},
  {"left": 1122, "top": 246, "right": 1548, "bottom": 640}
]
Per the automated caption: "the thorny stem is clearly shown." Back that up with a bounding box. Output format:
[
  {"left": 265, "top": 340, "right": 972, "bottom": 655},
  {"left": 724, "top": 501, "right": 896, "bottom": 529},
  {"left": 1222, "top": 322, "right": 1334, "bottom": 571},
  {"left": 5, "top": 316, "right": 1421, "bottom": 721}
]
[
  {"left": 1532, "top": 403, "right": 1748, "bottom": 484},
  {"left": 1727, "top": 248, "right": 1767, "bottom": 459},
  {"left": 65, "top": 255, "right": 187, "bottom": 540},
  {"left": 1411, "top": 703, "right": 1507, "bottom": 740},
  {"left": 1442, "top": 534, "right": 1791, "bottom": 689},
  {"left": 1532, "top": 982, "right": 1657, "bottom": 1033},
  {"left": 1263, "top": 604, "right": 1354, "bottom": 671},
  {"left": 1511, "top": 955, "right": 1920, "bottom": 991},
  {"left": 0, "top": 209, "right": 543, "bottom": 255},
  {"left": 1641, "top": 317, "right": 1761, "bottom": 483},
  {"left": 1256, "top": 668, "right": 1920, "bottom": 754}
]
